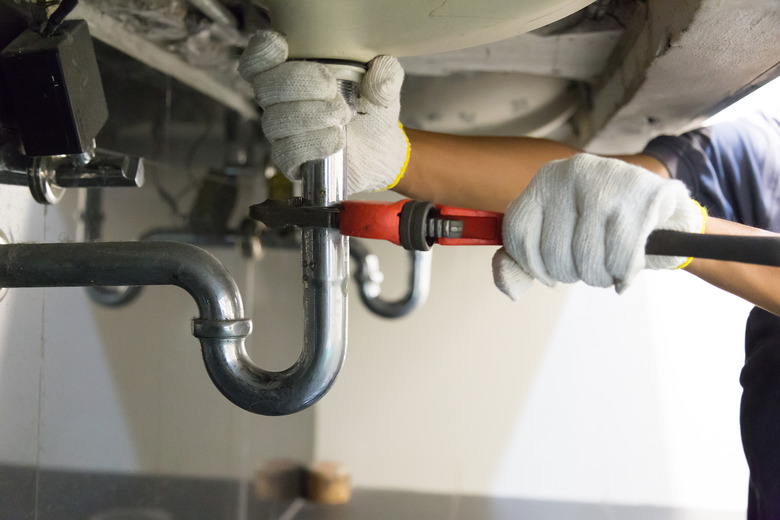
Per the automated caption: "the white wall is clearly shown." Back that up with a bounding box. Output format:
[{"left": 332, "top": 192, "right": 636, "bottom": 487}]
[
  {"left": 0, "top": 150, "right": 752, "bottom": 514},
  {"left": 314, "top": 218, "right": 751, "bottom": 512}
]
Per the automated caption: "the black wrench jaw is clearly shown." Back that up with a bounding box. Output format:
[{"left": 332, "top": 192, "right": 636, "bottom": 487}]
[{"left": 249, "top": 197, "right": 341, "bottom": 230}]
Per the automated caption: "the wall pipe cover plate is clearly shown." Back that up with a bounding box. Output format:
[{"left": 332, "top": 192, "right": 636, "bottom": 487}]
[{"left": 253, "top": 0, "right": 594, "bottom": 62}]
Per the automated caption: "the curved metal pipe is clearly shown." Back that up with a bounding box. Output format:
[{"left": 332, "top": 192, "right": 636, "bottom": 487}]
[
  {"left": 138, "top": 144, "right": 349, "bottom": 415},
  {"left": 186, "top": 0, "right": 238, "bottom": 28},
  {"left": 199, "top": 73, "right": 354, "bottom": 414},
  {"left": 0, "top": 242, "right": 244, "bottom": 320},
  {"left": 284, "top": 131, "right": 349, "bottom": 416},
  {"left": 0, "top": 240, "right": 337, "bottom": 415},
  {"left": 52, "top": 70, "right": 356, "bottom": 415},
  {"left": 351, "top": 240, "right": 431, "bottom": 318}
]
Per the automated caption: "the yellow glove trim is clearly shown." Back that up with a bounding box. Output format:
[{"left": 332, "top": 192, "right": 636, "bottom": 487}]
[
  {"left": 381, "top": 122, "right": 410, "bottom": 191},
  {"left": 674, "top": 199, "right": 708, "bottom": 270}
]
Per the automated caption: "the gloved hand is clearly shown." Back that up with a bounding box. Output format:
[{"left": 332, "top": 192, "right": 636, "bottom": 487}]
[
  {"left": 238, "top": 30, "right": 410, "bottom": 195},
  {"left": 492, "top": 154, "right": 707, "bottom": 299}
]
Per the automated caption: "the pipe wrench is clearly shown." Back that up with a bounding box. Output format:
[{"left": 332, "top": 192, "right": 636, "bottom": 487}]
[
  {"left": 250, "top": 197, "right": 780, "bottom": 266},
  {"left": 250, "top": 198, "right": 502, "bottom": 251}
]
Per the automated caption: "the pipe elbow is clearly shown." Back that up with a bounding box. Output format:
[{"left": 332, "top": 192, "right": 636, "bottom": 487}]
[
  {"left": 198, "top": 333, "right": 343, "bottom": 416},
  {"left": 194, "top": 231, "right": 348, "bottom": 415},
  {"left": 178, "top": 242, "right": 346, "bottom": 416},
  {"left": 0, "top": 241, "right": 345, "bottom": 416}
]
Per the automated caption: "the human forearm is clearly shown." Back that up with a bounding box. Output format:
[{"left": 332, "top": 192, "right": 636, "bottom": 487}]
[
  {"left": 396, "top": 134, "right": 780, "bottom": 314},
  {"left": 397, "top": 129, "right": 780, "bottom": 315},
  {"left": 395, "top": 129, "right": 578, "bottom": 212},
  {"left": 685, "top": 217, "right": 780, "bottom": 317},
  {"left": 396, "top": 129, "right": 669, "bottom": 212}
]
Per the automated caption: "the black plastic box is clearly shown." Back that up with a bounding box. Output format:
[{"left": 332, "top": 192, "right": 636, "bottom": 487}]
[{"left": 0, "top": 19, "right": 108, "bottom": 156}]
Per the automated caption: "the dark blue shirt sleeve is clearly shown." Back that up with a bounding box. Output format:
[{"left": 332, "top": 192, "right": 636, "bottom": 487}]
[
  {"left": 642, "top": 113, "right": 780, "bottom": 233},
  {"left": 643, "top": 111, "right": 780, "bottom": 520}
]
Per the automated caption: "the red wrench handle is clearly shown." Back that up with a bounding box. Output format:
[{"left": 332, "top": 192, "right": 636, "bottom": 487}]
[
  {"left": 436, "top": 205, "right": 503, "bottom": 246},
  {"left": 339, "top": 200, "right": 780, "bottom": 267},
  {"left": 339, "top": 199, "right": 408, "bottom": 246},
  {"left": 339, "top": 200, "right": 504, "bottom": 248}
]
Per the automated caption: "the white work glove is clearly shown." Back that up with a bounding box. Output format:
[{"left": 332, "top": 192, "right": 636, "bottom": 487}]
[
  {"left": 238, "top": 30, "right": 410, "bottom": 195},
  {"left": 493, "top": 154, "right": 707, "bottom": 299}
]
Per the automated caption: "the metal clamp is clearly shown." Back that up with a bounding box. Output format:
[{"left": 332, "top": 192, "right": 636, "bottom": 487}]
[{"left": 0, "top": 142, "right": 144, "bottom": 204}]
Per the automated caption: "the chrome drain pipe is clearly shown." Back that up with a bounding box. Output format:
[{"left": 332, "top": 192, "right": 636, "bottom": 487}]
[
  {"left": 200, "top": 126, "right": 352, "bottom": 415},
  {"left": 0, "top": 242, "right": 244, "bottom": 322},
  {"left": 202, "top": 73, "right": 356, "bottom": 414},
  {"left": 208, "top": 71, "right": 356, "bottom": 415},
  {"left": 0, "top": 75, "right": 357, "bottom": 416},
  {"left": 0, "top": 238, "right": 327, "bottom": 416},
  {"left": 0, "top": 241, "right": 260, "bottom": 401}
]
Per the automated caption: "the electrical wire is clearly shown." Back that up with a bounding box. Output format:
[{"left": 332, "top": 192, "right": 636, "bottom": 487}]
[{"left": 41, "top": 0, "right": 78, "bottom": 37}]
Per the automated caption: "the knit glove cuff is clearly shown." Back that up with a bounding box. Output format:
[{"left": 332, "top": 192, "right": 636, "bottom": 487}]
[{"left": 645, "top": 198, "right": 708, "bottom": 270}]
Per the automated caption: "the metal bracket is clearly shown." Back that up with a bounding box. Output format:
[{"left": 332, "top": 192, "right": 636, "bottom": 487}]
[{"left": 0, "top": 142, "right": 144, "bottom": 205}]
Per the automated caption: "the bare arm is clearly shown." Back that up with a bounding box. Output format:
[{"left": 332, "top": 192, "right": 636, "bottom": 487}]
[
  {"left": 396, "top": 128, "right": 780, "bottom": 316},
  {"left": 686, "top": 218, "right": 780, "bottom": 316},
  {"left": 396, "top": 128, "right": 669, "bottom": 212}
]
